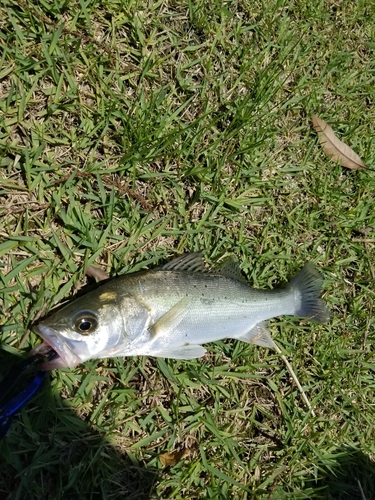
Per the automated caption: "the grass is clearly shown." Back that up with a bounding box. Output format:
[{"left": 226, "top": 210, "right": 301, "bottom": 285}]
[{"left": 0, "top": 0, "right": 375, "bottom": 498}]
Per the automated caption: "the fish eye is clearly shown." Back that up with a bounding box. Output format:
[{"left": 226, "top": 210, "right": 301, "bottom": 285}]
[{"left": 74, "top": 312, "right": 98, "bottom": 335}]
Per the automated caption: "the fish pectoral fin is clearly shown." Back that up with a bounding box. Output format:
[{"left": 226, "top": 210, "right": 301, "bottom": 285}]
[
  {"left": 150, "top": 297, "right": 191, "bottom": 338},
  {"left": 234, "top": 322, "right": 277, "bottom": 349},
  {"left": 153, "top": 344, "right": 206, "bottom": 360}
]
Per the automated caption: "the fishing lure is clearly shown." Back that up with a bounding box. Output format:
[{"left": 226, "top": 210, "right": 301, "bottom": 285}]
[{"left": 0, "top": 350, "right": 56, "bottom": 437}]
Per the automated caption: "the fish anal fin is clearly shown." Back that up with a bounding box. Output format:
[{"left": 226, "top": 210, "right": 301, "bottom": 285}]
[
  {"left": 153, "top": 344, "right": 206, "bottom": 360},
  {"left": 235, "top": 322, "right": 277, "bottom": 349},
  {"left": 150, "top": 297, "right": 190, "bottom": 338}
]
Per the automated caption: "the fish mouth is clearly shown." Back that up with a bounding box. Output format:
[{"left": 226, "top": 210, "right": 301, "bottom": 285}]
[{"left": 30, "top": 325, "right": 82, "bottom": 370}]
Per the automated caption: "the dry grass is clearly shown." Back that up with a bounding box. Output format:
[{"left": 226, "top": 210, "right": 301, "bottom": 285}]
[{"left": 1, "top": 0, "right": 375, "bottom": 498}]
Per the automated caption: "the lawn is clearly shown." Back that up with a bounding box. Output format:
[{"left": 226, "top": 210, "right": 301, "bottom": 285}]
[{"left": 1, "top": 0, "right": 375, "bottom": 498}]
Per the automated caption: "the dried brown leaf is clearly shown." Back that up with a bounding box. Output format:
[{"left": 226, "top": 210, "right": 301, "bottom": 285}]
[
  {"left": 159, "top": 448, "right": 192, "bottom": 467},
  {"left": 312, "top": 115, "right": 367, "bottom": 170},
  {"left": 85, "top": 265, "right": 109, "bottom": 281}
]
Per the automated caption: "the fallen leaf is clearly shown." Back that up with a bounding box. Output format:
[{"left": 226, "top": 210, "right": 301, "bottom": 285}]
[
  {"left": 159, "top": 448, "right": 192, "bottom": 467},
  {"left": 85, "top": 265, "right": 109, "bottom": 281},
  {"left": 312, "top": 115, "right": 367, "bottom": 170}
]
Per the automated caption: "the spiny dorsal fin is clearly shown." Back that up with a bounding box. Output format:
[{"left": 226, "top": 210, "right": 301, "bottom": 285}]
[
  {"left": 162, "top": 252, "right": 207, "bottom": 273},
  {"left": 219, "top": 258, "right": 247, "bottom": 283}
]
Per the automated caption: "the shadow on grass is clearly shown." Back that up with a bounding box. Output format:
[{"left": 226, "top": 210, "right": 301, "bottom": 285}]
[
  {"left": 2, "top": 350, "right": 375, "bottom": 500},
  {"left": 316, "top": 447, "right": 375, "bottom": 500},
  {"left": 0, "top": 353, "right": 158, "bottom": 500}
]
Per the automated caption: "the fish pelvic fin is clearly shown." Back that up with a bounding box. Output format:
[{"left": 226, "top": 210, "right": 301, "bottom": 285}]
[
  {"left": 152, "top": 344, "right": 206, "bottom": 359},
  {"left": 288, "top": 262, "right": 331, "bottom": 323}
]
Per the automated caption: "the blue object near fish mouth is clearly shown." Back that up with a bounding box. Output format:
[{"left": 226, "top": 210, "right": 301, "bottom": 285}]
[{"left": 0, "top": 349, "right": 57, "bottom": 438}]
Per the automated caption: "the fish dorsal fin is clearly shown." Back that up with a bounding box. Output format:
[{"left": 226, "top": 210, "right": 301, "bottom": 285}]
[
  {"left": 219, "top": 258, "right": 247, "bottom": 283},
  {"left": 162, "top": 252, "right": 207, "bottom": 273}
]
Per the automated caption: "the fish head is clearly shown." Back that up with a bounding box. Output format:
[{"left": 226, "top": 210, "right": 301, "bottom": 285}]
[{"left": 33, "top": 290, "right": 127, "bottom": 370}]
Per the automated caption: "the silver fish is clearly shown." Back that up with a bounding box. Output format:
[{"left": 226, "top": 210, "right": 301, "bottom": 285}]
[{"left": 33, "top": 253, "right": 330, "bottom": 370}]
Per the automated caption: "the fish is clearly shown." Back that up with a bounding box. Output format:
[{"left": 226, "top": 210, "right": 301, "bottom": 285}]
[{"left": 33, "top": 253, "right": 330, "bottom": 370}]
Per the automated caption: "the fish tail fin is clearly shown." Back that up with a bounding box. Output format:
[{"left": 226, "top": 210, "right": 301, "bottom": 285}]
[{"left": 288, "top": 263, "right": 331, "bottom": 323}]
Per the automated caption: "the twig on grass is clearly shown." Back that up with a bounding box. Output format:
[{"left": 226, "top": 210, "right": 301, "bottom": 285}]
[
  {"left": 274, "top": 341, "right": 316, "bottom": 417},
  {"left": 51, "top": 172, "right": 154, "bottom": 211},
  {"left": 102, "top": 176, "right": 154, "bottom": 212}
]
